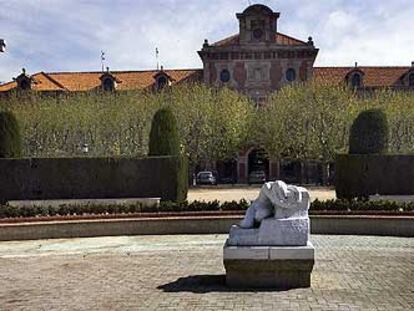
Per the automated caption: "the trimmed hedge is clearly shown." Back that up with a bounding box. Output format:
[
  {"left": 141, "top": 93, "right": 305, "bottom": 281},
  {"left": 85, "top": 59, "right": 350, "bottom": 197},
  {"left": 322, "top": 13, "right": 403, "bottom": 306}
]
[
  {"left": 148, "top": 107, "right": 187, "bottom": 202},
  {"left": 0, "top": 156, "right": 186, "bottom": 203},
  {"left": 349, "top": 108, "right": 388, "bottom": 154},
  {"left": 335, "top": 154, "right": 414, "bottom": 199},
  {"left": 0, "top": 111, "right": 22, "bottom": 158},
  {"left": 0, "top": 199, "right": 412, "bottom": 219}
]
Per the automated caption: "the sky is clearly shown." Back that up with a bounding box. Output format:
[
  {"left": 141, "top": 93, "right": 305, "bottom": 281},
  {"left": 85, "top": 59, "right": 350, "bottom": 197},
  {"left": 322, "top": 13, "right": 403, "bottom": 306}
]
[{"left": 0, "top": 0, "right": 414, "bottom": 82}]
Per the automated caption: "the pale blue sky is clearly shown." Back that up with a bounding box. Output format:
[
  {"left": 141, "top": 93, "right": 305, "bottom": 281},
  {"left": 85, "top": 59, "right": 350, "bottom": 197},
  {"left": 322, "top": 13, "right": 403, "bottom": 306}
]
[{"left": 0, "top": 0, "right": 413, "bottom": 82}]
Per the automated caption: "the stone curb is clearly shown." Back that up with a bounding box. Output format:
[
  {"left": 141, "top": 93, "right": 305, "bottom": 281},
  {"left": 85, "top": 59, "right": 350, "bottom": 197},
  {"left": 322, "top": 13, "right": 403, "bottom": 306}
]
[{"left": 0, "top": 215, "right": 413, "bottom": 241}]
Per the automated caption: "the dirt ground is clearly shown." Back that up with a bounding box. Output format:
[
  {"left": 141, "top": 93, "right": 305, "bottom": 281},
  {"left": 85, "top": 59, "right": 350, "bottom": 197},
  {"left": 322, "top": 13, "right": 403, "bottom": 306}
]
[{"left": 188, "top": 185, "right": 336, "bottom": 202}]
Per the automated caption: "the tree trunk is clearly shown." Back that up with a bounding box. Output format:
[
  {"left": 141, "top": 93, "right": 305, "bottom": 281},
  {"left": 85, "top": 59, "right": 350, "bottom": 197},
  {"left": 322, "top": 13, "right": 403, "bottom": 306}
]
[
  {"left": 299, "top": 161, "right": 306, "bottom": 185},
  {"left": 321, "top": 162, "right": 330, "bottom": 186}
]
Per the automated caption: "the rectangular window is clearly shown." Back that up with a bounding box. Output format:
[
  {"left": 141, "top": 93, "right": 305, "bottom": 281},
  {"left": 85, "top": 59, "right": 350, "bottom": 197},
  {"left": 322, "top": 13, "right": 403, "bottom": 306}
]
[
  {"left": 231, "top": 52, "right": 240, "bottom": 60},
  {"left": 219, "top": 52, "right": 229, "bottom": 60}
]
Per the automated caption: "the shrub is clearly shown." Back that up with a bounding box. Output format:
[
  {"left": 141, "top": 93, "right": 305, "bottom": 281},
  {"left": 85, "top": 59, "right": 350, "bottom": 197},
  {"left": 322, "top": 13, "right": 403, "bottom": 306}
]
[
  {"left": 148, "top": 107, "right": 188, "bottom": 202},
  {"left": 0, "top": 111, "right": 22, "bottom": 158},
  {"left": 349, "top": 109, "right": 388, "bottom": 154},
  {"left": 148, "top": 107, "right": 180, "bottom": 156}
]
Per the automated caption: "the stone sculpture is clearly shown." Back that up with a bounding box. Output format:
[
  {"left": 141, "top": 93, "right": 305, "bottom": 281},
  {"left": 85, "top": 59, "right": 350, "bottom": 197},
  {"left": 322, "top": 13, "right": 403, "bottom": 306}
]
[
  {"left": 223, "top": 180, "right": 315, "bottom": 289},
  {"left": 228, "top": 180, "right": 310, "bottom": 246}
]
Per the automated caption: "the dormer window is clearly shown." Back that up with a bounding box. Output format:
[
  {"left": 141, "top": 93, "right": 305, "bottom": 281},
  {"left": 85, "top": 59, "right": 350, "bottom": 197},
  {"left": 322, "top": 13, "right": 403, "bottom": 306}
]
[
  {"left": 409, "top": 73, "right": 414, "bottom": 87},
  {"left": 153, "top": 67, "right": 173, "bottom": 91},
  {"left": 14, "top": 68, "right": 35, "bottom": 91},
  {"left": 102, "top": 77, "right": 115, "bottom": 92},
  {"left": 157, "top": 76, "right": 168, "bottom": 90},
  {"left": 19, "top": 79, "right": 31, "bottom": 90},
  {"left": 351, "top": 73, "right": 362, "bottom": 88},
  {"left": 99, "top": 67, "right": 120, "bottom": 92}
]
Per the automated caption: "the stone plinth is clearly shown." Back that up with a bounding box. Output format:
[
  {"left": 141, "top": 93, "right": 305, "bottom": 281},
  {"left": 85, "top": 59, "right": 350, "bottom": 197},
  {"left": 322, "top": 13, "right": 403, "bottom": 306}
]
[
  {"left": 228, "top": 218, "right": 309, "bottom": 246},
  {"left": 223, "top": 241, "right": 314, "bottom": 289}
]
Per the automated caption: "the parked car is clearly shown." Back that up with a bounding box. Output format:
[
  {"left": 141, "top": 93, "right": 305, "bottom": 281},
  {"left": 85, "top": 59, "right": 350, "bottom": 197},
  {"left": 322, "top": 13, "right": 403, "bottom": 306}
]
[
  {"left": 196, "top": 171, "right": 217, "bottom": 185},
  {"left": 248, "top": 170, "right": 266, "bottom": 184},
  {"left": 219, "top": 176, "right": 237, "bottom": 184}
]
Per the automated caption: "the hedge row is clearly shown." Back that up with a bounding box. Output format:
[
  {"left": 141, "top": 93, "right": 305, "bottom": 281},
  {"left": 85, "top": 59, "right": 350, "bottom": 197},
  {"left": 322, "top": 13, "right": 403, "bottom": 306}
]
[{"left": 0, "top": 199, "right": 413, "bottom": 219}]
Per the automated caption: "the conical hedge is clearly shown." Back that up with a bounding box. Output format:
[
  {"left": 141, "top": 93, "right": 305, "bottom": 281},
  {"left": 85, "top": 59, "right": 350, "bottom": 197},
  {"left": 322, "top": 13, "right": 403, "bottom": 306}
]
[
  {"left": 0, "top": 111, "right": 22, "bottom": 158},
  {"left": 149, "top": 107, "right": 180, "bottom": 156},
  {"left": 349, "top": 108, "right": 388, "bottom": 154},
  {"left": 148, "top": 107, "right": 187, "bottom": 202}
]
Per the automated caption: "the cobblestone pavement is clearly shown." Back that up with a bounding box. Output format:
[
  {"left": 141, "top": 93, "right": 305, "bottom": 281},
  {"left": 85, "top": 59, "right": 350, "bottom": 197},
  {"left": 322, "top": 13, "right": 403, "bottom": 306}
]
[
  {"left": 0, "top": 235, "right": 412, "bottom": 310},
  {"left": 188, "top": 186, "right": 336, "bottom": 203}
]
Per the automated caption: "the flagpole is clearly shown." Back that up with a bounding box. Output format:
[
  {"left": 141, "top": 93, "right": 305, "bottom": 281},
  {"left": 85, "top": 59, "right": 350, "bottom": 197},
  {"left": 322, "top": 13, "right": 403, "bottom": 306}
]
[
  {"left": 101, "top": 50, "right": 105, "bottom": 72},
  {"left": 156, "top": 47, "right": 159, "bottom": 71}
]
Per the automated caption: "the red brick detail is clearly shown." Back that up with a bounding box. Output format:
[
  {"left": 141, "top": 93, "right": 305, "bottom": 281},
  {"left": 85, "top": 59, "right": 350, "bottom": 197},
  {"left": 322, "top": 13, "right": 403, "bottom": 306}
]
[
  {"left": 209, "top": 63, "right": 217, "bottom": 84},
  {"left": 300, "top": 61, "right": 309, "bottom": 81},
  {"left": 270, "top": 61, "right": 282, "bottom": 89},
  {"left": 234, "top": 62, "right": 246, "bottom": 88}
]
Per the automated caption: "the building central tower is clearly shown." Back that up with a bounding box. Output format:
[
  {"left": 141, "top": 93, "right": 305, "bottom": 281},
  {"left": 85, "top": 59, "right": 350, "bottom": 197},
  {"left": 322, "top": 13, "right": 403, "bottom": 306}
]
[{"left": 198, "top": 4, "right": 319, "bottom": 102}]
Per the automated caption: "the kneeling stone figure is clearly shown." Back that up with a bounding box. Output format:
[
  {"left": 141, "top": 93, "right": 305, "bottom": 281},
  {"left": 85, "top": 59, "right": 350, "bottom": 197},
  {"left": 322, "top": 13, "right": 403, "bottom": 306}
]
[
  {"left": 224, "top": 180, "right": 314, "bottom": 288},
  {"left": 228, "top": 180, "right": 310, "bottom": 246}
]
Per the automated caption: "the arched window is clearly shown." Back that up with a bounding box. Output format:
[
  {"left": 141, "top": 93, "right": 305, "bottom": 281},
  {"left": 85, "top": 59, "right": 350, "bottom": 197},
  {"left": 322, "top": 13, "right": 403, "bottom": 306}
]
[
  {"left": 19, "top": 79, "right": 31, "bottom": 90},
  {"left": 157, "top": 76, "right": 168, "bottom": 90},
  {"left": 351, "top": 73, "right": 362, "bottom": 88},
  {"left": 409, "top": 73, "right": 414, "bottom": 87},
  {"left": 286, "top": 68, "right": 296, "bottom": 82},
  {"left": 220, "top": 69, "right": 231, "bottom": 83},
  {"left": 102, "top": 78, "right": 115, "bottom": 92}
]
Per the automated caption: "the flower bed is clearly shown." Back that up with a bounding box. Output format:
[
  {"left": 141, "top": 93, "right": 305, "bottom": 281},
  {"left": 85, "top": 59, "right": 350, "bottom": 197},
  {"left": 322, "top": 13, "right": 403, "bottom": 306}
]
[{"left": 0, "top": 199, "right": 413, "bottom": 222}]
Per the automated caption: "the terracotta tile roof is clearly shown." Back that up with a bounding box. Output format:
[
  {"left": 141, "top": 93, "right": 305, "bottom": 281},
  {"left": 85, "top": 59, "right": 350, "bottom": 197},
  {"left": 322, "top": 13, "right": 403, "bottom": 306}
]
[
  {"left": 0, "top": 69, "right": 203, "bottom": 92},
  {"left": 32, "top": 72, "right": 67, "bottom": 91},
  {"left": 0, "top": 72, "right": 68, "bottom": 92},
  {"left": 212, "top": 32, "right": 308, "bottom": 47},
  {"left": 0, "top": 80, "right": 17, "bottom": 92},
  {"left": 1, "top": 66, "right": 412, "bottom": 92},
  {"left": 314, "top": 67, "right": 412, "bottom": 87}
]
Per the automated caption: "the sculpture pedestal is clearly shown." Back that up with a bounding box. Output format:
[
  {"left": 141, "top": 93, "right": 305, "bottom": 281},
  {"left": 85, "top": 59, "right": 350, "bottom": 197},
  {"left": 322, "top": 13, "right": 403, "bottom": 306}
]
[
  {"left": 228, "top": 218, "right": 309, "bottom": 246},
  {"left": 223, "top": 241, "right": 315, "bottom": 289}
]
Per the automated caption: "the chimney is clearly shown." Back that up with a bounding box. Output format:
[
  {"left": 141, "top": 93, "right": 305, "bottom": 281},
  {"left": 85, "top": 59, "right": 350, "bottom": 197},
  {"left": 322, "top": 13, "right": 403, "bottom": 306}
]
[
  {"left": 355, "top": 62, "right": 358, "bottom": 68},
  {"left": 411, "top": 61, "right": 414, "bottom": 67}
]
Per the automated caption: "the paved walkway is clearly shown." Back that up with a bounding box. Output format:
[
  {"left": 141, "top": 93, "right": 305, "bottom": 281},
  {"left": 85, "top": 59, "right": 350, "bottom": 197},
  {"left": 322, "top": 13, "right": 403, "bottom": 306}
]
[{"left": 0, "top": 235, "right": 412, "bottom": 310}]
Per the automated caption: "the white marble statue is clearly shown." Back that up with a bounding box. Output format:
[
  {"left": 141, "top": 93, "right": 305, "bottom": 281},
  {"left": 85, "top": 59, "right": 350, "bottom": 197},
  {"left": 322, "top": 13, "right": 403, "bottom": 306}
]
[
  {"left": 240, "top": 180, "right": 306, "bottom": 228},
  {"left": 228, "top": 180, "right": 310, "bottom": 246}
]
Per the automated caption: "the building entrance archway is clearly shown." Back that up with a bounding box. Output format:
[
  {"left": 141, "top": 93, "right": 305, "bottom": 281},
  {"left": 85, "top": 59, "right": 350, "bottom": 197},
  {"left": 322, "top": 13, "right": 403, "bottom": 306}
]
[{"left": 247, "top": 148, "right": 269, "bottom": 182}]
